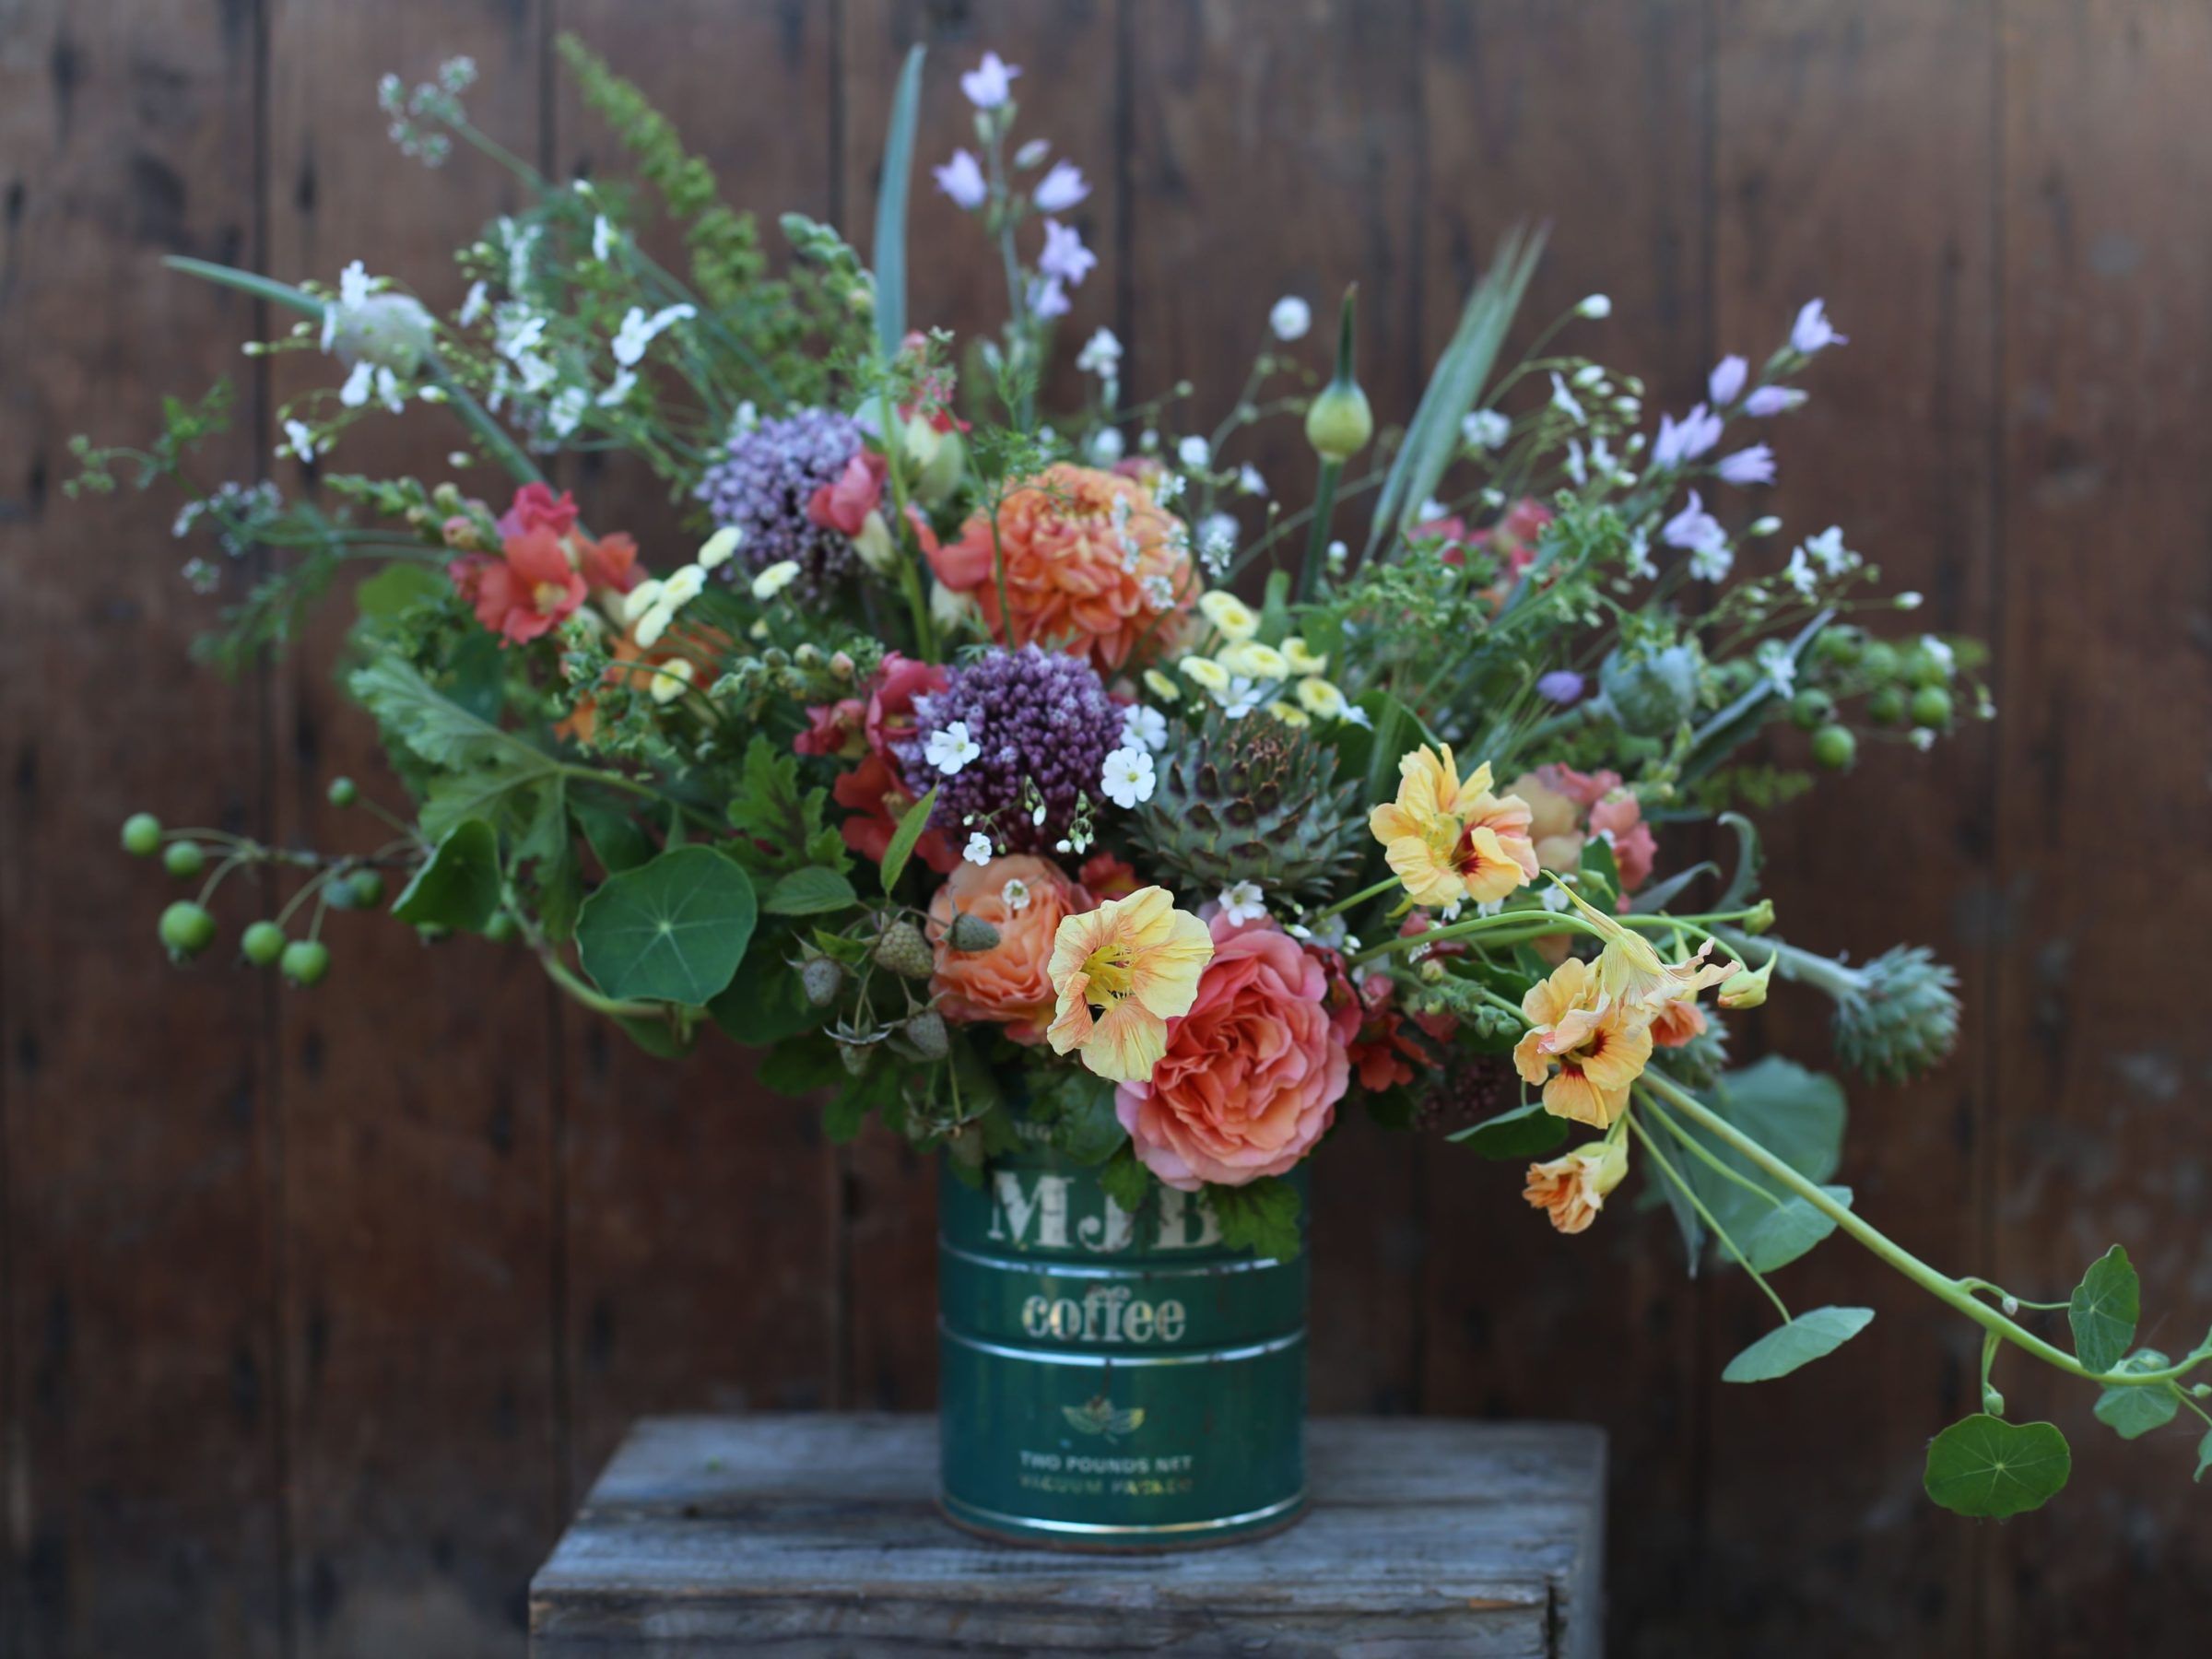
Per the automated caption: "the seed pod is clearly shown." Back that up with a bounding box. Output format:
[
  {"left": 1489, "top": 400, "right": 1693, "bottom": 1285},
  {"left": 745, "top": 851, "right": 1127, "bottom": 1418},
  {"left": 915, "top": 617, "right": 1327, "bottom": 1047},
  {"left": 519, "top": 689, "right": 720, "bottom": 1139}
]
[
  {"left": 872, "top": 919, "right": 935, "bottom": 980},
  {"left": 801, "top": 955, "right": 845, "bottom": 1006},
  {"left": 947, "top": 911, "right": 1001, "bottom": 953}
]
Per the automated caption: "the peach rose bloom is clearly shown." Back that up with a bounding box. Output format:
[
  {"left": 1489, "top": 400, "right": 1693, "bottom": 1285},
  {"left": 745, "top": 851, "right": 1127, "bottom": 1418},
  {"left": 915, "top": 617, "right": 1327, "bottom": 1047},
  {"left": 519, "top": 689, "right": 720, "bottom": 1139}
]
[
  {"left": 927, "top": 856, "right": 1092, "bottom": 1042},
  {"left": 1115, "top": 914, "right": 1350, "bottom": 1191},
  {"left": 1509, "top": 769, "right": 1586, "bottom": 874},
  {"left": 928, "top": 463, "right": 1194, "bottom": 674}
]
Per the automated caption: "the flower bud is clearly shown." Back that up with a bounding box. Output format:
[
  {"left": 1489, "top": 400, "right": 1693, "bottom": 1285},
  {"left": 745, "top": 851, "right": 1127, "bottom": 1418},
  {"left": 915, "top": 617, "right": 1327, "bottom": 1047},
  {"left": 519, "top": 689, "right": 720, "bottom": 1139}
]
[
  {"left": 1304, "top": 286, "right": 1372, "bottom": 462},
  {"left": 1718, "top": 954, "right": 1774, "bottom": 1009},
  {"left": 241, "top": 920, "right": 287, "bottom": 967},
  {"left": 163, "top": 841, "right": 206, "bottom": 880},
  {"left": 1982, "top": 1386, "right": 2006, "bottom": 1417},
  {"left": 279, "top": 938, "right": 331, "bottom": 987},
  {"left": 1742, "top": 899, "right": 1777, "bottom": 935}
]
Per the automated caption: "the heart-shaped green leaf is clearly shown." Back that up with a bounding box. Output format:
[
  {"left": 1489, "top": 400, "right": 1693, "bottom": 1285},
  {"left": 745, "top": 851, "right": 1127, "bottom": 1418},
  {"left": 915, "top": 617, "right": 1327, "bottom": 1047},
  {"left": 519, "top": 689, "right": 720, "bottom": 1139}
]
[
  {"left": 2068, "top": 1245, "right": 2139, "bottom": 1374},
  {"left": 1741, "top": 1186, "right": 1853, "bottom": 1274},
  {"left": 763, "top": 865, "right": 859, "bottom": 916},
  {"left": 2195, "top": 1428, "right": 2212, "bottom": 1483},
  {"left": 1722, "top": 1306, "right": 1874, "bottom": 1382},
  {"left": 575, "top": 845, "right": 756, "bottom": 1005},
  {"left": 1924, "top": 1415, "right": 2071, "bottom": 1517},
  {"left": 2092, "top": 1348, "right": 2177, "bottom": 1441},
  {"left": 390, "top": 818, "right": 500, "bottom": 932}
]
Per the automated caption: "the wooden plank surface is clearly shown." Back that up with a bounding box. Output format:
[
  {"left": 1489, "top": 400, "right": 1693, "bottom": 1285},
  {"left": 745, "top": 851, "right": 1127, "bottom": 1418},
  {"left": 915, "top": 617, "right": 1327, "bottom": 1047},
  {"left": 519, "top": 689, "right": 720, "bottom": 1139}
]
[{"left": 530, "top": 1415, "right": 1605, "bottom": 1657}]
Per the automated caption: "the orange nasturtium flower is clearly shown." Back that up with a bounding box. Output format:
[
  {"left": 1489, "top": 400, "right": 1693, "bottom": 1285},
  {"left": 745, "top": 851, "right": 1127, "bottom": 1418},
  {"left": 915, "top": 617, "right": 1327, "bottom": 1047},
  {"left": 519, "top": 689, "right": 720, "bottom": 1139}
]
[
  {"left": 1367, "top": 744, "right": 1540, "bottom": 908},
  {"left": 1524, "top": 1134, "right": 1630, "bottom": 1234},
  {"left": 1548, "top": 879, "right": 1735, "bottom": 1018},
  {"left": 1512, "top": 956, "right": 1655, "bottom": 1128},
  {"left": 1046, "top": 886, "right": 1215, "bottom": 1083}
]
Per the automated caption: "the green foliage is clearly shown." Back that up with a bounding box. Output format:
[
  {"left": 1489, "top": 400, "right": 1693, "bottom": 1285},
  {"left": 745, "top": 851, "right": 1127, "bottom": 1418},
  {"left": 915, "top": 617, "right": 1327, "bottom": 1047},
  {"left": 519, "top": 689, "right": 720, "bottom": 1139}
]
[
  {"left": 2197, "top": 1430, "right": 2212, "bottom": 1483},
  {"left": 725, "top": 735, "right": 852, "bottom": 878},
  {"left": 1923, "top": 1415, "right": 2072, "bottom": 1518},
  {"left": 871, "top": 44, "right": 926, "bottom": 359},
  {"left": 2068, "top": 1245, "right": 2140, "bottom": 1375},
  {"left": 762, "top": 866, "right": 860, "bottom": 917},
  {"left": 1721, "top": 1306, "right": 1874, "bottom": 1382},
  {"left": 390, "top": 819, "right": 501, "bottom": 932},
  {"left": 1023, "top": 1066, "right": 1125, "bottom": 1166},
  {"left": 1450, "top": 1098, "right": 1568, "bottom": 1160},
  {"left": 1208, "top": 1178, "right": 1301, "bottom": 1262},
  {"left": 708, "top": 947, "right": 819, "bottom": 1046},
  {"left": 1740, "top": 1187, "right": 1852, "bottom": 1275},
  {"left": 877, "top": 785, "right": 939, "bottom": 894},
  {"left": 1653, "top": 1056, "right": 1845, "bottom": 1271},
  {"left": 2092, "top": 1351, "right": 2179, "bottom": 1441},
  {"left": 1099, "top": 1143, "right": 1154, "bottom": 1217},
  {"left": 575, "top": 846, "right": 758, "bottom": 1005}
]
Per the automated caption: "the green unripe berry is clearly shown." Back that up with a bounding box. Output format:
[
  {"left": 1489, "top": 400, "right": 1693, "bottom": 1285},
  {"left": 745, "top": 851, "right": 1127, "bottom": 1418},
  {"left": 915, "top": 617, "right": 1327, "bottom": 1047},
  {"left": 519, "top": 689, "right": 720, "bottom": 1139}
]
[
  {"left": 1858, "top": 641, "right": 1900, "bottom": 683},
  {"left": 159, "top": 900, "right": 218, "bottom": 960},
  {"left": 241, "top": 921, "right": 287, "bottom": 966},
  {"left": 122, "top": 812, "right": 164, "bottom": 856},
  {"left": 1911, "top": 685, "right": 1954, "bottom": 729},
  {"left": 1908, "top": 649, "right": 1950, "bottom": 689},
  {"left": 484, "top": 912, "right": 523, "bottom": 945},
  {"left": 1815, "top": 627, "right": 1864, "bottom": 668},
  {"left": 280, "top": 939, "right": 331, "bottom": 987},
  {"left": 327, "top": 776, "right": 359, "bottom": 807},
  {"left": 347, "top": 869, "right": 386, "bottom": 908},
  {"left": 1789, "top": 688, "right": 1836, "bottom": 731},
  {"left": 163, "top": 841, "right": 206, "bottom": 880},
  {"left": 1810, "top": 724, "right": 1858, "bottom": 771},
  {"left": 1865, "top": 685, "right": 1907, "bottom": 726},
  {"left": 416, "top": 924, "right": 453, "bottom": 945}
]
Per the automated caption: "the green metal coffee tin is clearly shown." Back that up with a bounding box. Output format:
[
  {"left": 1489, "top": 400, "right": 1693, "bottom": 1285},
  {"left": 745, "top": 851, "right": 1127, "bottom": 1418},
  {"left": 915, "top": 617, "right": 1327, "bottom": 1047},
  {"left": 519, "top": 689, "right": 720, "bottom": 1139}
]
[{"left": 936, "top": 1134, "right": 1309, "bottom": 1549}]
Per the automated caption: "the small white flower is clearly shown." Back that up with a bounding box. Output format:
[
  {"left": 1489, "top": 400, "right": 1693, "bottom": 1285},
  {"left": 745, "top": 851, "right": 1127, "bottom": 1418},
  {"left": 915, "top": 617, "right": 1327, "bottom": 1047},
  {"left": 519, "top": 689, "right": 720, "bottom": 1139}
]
[
  {"left": 926, "top": 721, "right": 982, "bottom": 776},
  {"left": 1783, "top": 547, "right": 1818, "bottom": 596},
  {"left": 1416, "top": 496, "right": 1449, "bottom": 522},
  {"left": 1625, "top": 526, "right": 1657, "bottom": 581},
  {"left": 547, "top": 383, "right": 587, "bottom": 436},
  {"left": 611, "top": 302, "right": 696, "bottom": 367},
  {"left": 1326, "top": 538, "right": 1348, "bottom": 569},
  {"left": 282, "top": 418, "right": 318, "bottom": 461},
  {"left": 1001, "top": 877, "right": 1033, "bottom": 912},
  {"left": 1575, "top": 293, "right": 1612, "bottom": 318},
  {"left": 749, "top": 559, "right": 802, "bottom": 601},
  {"left": 1896, "top": 590, "right": 1924, "bottom": 610},
  {"left": 1803, "top": 524, "right": 1856, "bottom": 575},
  {"left": 1910, "top": 726, "right": 1936, "bottom": 752},
  {"left": 963, "top": 831, "right": 994, "bottom": 866},
  {"left": 1218, "top": 880, "right": 1267, "bottom": 925},
  {"left": 1268, "top": 296, "right": 1312, "bottom": 341},
  {"left": 1100, "top": 746, "right": 1156, "bottom": 809},
  {"left": 1089, "top": 427, "right": 1126, "bottom": 465},
  {"left": 1462, "top": 408, "right": 1511, "bottom": 451},
  {"left": 1030, "top": 802, "right": 1048, "bottom": 827},
  {"left": 373, "top": 365, "right": 403, "bottom": 411},
  {"left": 1152, "top": 470, "right": 1185, "bottom": 505},
  {"left": 1549, "top": 371, "right": 1586, "bottom": 425},
  {"left": 1475, "top": 898, "right": 1507, "bottom": 919},
  {"left": 338, "top": 360, "right": 375, "bottom": 407},
  {"left": 1564, "top": 438, "right": 1588, "bottom": 487},
  {"left": 621, "top": 579, "right": 665, "bottom": 625},
  {"left": 459, "top": 280, "right": 488, "bottom": 326},
  {"left": 592, "top": 215, "right": 614, "bottom": 263},
  {"left": 1177, "top": 434, "right": 1211, "bottom": 469},
  {"left": 1236, "top": 463, "right": 1267, "bottom": 498},
  {"left": 1688, "top": 542, "right": 1735, "bottom": 582},
  {"left": 1077, "top": 327, "right": 1123, "bottom": 377},
  {"left": 1198, "top": 513, "right": 1238, "bottom": 564},
  {"left": 1757, "top": 640, "right": 1797, "bottom": 697},
  {"left": 596, "top": 368, "right": 637, "bottom": 407},
  {"left": 1122, "top": 703, "right": 1169, "bottom": 751},
  {"left": 697, "top": 526, "right": 743, "bottom": 571}
]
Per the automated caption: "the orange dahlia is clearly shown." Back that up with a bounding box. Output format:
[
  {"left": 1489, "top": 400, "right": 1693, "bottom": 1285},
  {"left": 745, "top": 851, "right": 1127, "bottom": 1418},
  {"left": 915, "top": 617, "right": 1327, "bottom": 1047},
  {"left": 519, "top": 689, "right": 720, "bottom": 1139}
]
[{"left": 928, "top": 462, "right": 1194, "bottom": 674}]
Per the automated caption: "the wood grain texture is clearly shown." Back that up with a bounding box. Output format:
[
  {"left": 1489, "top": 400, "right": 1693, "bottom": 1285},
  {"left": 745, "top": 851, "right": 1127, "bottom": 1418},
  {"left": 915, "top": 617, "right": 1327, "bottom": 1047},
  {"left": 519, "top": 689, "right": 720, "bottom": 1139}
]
[
  {"left": 5, "top": 2, "right": 2211, "bottom": 1654},
  {"left": 529, "top": 1415, "right": 1605, "bottom": 1657},
  {"left": 0, "top": 3, "right": 283, "bottom": 1655}
]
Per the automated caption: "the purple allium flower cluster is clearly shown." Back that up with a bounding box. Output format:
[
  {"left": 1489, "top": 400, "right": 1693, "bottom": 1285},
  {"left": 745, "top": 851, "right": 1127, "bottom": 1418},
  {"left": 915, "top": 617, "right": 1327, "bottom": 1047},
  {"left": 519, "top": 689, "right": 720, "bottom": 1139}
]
[
  {"left": 695, "top": 408, "right": 864, "bottom": 600},
  {"left": 897, "top": 645, "right": 1124, "bottom": 853}
]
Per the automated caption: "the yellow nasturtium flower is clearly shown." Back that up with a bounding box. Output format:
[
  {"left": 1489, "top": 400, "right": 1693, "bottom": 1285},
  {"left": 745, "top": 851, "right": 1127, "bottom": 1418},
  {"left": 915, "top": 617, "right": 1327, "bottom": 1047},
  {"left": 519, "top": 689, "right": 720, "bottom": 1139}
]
[
  {"left": 1512, "top": 956, "right": 1654, "bottom": 1128},
  {"left": 1548, "top": 879, "right": 1735, "bottom": 1018},
  {"left": 1046, "top": 887, "right": 1216, "bottom": 1083},
  {"left": 1367, "top": 744, "right": 1539, "bottom": 908},
  {"left": 1524, "top": 1133, "right": 1630, "bottom": 1234}
]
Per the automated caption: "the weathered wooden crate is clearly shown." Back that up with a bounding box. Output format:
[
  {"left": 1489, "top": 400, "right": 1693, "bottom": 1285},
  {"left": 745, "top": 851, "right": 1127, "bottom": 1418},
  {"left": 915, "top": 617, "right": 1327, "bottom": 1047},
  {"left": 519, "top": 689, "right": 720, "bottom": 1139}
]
[{"left": 531, "top": 1414, "right": 1606, "bottom": 1656}]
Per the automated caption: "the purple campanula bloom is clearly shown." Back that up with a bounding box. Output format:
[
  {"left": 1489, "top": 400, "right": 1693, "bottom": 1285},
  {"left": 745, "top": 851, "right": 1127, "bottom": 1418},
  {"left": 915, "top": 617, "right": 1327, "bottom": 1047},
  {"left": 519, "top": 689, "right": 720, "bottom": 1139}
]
[
  {"left": 1662, "top": 490, "right": 1726, "bottom": 556},
  {"left": 1537, "top": 670, "right": 1587, "bottom": 704},
  {"left": 1028, "top": 275, "right": 1070, "bottom": 320},
  {"left": 1791, "top": 299, "right": 1847, "bottom": 354},
  {"left": 934, "top": 148, "right": 986, "bottom": 209},
  {"left": 1652, "top": 403, "right": 1724, "bottom": 470},
  {"left": 1708, "top": 354, "right": 1748, "bottom": 406},
  {"left": 1745, "top": 385, "right": 1806, "bottom": 417},
  {"left": 1038, "top": 218, "right": 1097, "bottom": 286},
  {"left": 961, "top": 52, "right": 1020, "bottom": 109},
  {"left": 1034, "top": 160, "right": 1090, "bottom": 212},
  {"left": 1715, "top": 444, "right": 1776, "bottom": 486}
]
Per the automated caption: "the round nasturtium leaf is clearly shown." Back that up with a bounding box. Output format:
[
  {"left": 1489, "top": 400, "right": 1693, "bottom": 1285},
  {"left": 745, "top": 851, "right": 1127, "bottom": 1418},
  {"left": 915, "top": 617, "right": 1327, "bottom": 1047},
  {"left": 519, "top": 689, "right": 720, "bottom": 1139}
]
[
  {"left": 576, "top": 846, "right": 757, "bottom": 1006},
  {"left": 1923, "top": 1414, "right": 2072, "bottom": 1518}
]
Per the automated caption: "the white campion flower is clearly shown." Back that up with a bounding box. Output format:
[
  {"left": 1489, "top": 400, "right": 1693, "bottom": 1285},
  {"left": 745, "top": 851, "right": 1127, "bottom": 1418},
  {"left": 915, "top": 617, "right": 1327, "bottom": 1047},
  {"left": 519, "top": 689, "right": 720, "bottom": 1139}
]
[
  {"left": 926, "top": 721, "right": 982, "bottom": 776},
  {"left": 1177, "top": 434, "right": 1211, "bottom": 469},
  {"left": 1076, "top": 326, "right": 1123, "bottom": 377},
  {"left": 1462, "top": 408, "right": 1511, "bottom": 451},
  {"left": 596, "top": 369, "right": 637, "bottom": 407},
  {"left": 1268, "top": 296, "right": 1312, "bottom": 341},
  {"left": 1100, "top": 747, "right": 1157, "bottom": 809},
  {"left": 1237, "top": 463, "right": 1267, "bottom": 498},
  {"left": 697, "top": 526, "right": 743, "bottom": 571},
  {"left": 747, "top": 560, "right": 798, "bottom": 602},
  {"left": 1218, "top": 880, "right": 1268, "bottom": 925},
  {"left": 963, "top": 831, "right": 994, "bottom": 866},
  {"left": 281, "top": 418, "right": 318, "bottom": 461},
  {"left": 1757, "top": 640, "right": 1797, "bottom": 697},
  {"left": 1122, "top": 703, "right": 1169, "bottom": 752},
  {"left": 611, "top": 303, "right": 696, "bottom": 367}
]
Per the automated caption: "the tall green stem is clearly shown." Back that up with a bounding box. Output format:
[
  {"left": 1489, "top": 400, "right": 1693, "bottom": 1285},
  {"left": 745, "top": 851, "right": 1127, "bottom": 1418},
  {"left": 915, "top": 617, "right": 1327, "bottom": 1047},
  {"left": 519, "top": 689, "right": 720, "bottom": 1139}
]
[{"left": 1299, "top": 458, "right": 1343, "bottom": 603}]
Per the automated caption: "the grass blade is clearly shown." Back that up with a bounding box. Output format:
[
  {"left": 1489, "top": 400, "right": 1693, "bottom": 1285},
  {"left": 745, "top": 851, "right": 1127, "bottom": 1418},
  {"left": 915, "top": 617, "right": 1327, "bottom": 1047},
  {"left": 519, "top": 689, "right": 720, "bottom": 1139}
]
[{"left": 872, "top": 43, "right": 927, "bottom": 360}]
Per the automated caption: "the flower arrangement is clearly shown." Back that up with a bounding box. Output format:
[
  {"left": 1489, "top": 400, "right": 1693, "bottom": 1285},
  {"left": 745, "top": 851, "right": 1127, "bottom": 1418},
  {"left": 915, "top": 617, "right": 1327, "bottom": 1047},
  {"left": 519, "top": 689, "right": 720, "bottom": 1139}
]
[{"left": 77, "top": 40, "right": 2208, "bottom": 1523}]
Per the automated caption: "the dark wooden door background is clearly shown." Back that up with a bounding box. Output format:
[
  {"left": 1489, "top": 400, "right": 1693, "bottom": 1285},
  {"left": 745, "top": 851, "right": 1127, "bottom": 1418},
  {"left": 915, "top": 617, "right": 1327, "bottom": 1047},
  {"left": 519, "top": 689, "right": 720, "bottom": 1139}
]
[{"left": 5, "top": 2, "right": 2209, "bottom": 1654}]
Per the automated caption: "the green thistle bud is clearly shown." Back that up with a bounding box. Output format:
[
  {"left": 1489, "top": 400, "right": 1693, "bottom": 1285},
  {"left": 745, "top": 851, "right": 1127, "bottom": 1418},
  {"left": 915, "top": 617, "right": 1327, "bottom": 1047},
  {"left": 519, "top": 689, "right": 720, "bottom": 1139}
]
[
  {"left": 163, "top": 841, "right": 206, "bottom": 880},
  {"left": 122, "top": 812, "right": 163, "bottom": 856},
  {"left": 1303, "top": 287, "right": 1372, "bottom": 462},
  {"left": 1831, "top": 945, "right": 1960, "bottom": 1085},
  {"left": 947, "top": 911, "right": 1001, "bottom": 953},
  {"left": 159, "top": 900, "right": 217, "bottom": 961}
]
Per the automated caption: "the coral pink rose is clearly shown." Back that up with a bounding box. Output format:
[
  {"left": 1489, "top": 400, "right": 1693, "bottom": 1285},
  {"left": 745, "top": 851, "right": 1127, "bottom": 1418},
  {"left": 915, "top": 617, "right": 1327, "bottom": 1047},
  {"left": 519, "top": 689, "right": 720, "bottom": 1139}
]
[
  {"left": 926, "top": 856, "right": 1093, "bottom": 1041},
  {"left": 1114, "top": 915, "right": 1350, "bottom": 1191},
  {"left": 1588, "top": 792, "right": 1656, "bottom": 892}
]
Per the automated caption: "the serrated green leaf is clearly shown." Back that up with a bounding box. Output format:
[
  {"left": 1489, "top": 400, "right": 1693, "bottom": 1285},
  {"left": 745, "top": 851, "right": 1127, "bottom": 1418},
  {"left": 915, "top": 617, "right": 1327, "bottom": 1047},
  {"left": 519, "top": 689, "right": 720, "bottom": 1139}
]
[
  {"left": 1721, "top": 1305, "right": 1874, "bottom": 1382},
  {"left": 726, "top": 734, "right": 851, "bottom": 878},
  {"left": 389, "top": 819, "right": 500, "bottom": 932},
  {"left": 1449, "top": 1096, "right": 1569, "bottom": 1159},
  {"left": 877, "top": 785, "right": 938, "bottom": 894},
  {"left": 2068, "top": 1245, "right": 2139, "bottom": 1375},
  {"left": 1923, "top": 1415, "right": 2071, "bottom": 1517},
  {"left": 2092, "top": 1348, "right": 2178, "bottom": 1441},
  {"left": 1207, "top": 1177, "right": 1301, "bottom": 1261},
  {"left": 763, "top": 865, "right": 859, "bottom": 916},
  {"left": 1741, "top": 1186, "right": 1853, "bottom": 1275},
  {"left": 575, "top": 845, "right": 757, "bottom": 1005}
]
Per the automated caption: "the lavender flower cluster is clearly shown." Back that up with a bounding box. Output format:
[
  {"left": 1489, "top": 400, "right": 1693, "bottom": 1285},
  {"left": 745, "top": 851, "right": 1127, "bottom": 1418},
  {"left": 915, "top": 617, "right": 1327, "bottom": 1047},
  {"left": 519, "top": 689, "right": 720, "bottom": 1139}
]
[
  {"left": 897, "top": 646, "right": 1124, "bottom": 853},
  {"left": 694, "top": 408, "right": 865, "bottom": 599}
]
